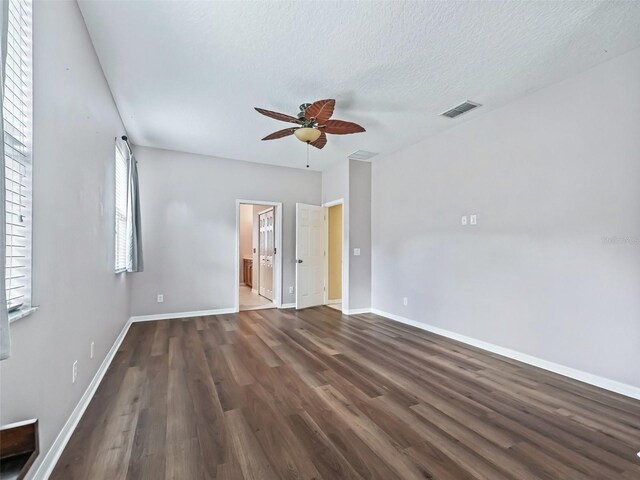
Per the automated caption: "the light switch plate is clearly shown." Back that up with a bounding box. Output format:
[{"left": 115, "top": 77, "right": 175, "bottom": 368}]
[
  {"left": 157, "top": 294, "right": 164, "bottom": 303},
  {"left": 461, "top": 216, "right": 468, "bottom": 226},
  {"left": 470, "top": 214, "right": 477, "bottom": 225},
  {"left": 353, "top": 248, "right": 361, "bottom": 256}
]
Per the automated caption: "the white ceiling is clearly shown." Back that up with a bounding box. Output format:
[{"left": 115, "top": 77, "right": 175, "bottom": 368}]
[{"left": 78, "top": 0, "right": 640, "bottom": 171}]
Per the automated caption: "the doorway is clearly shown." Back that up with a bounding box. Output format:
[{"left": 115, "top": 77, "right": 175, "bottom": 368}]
[
  {"left": 236, "top": 200, "right": 282, "bottom": 312},
  {"left": 326, "top": 203, "right": 343, "bottom": 311}
]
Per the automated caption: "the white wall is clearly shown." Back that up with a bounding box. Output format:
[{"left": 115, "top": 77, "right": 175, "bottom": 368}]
[
  {"left": 130, "top": 146, "right": 321, "bottom": 315},
  {"left": 0, "top": 1, "right": 131, "bottom": 476},
  {"left": 372, "top": 47, "right": 640, "bottom": 388}
]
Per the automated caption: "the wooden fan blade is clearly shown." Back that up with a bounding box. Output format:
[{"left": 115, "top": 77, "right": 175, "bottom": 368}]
[
  {"left": 310, "top": 132, "right": 327, "bottom": 149},
  {"left": 321, "top": 119, "right": 365, "bottom": 135},
  {"left": 261, "top": 128, "right": 298, "bottom": 140},
  {"left": 304, "top": 99, "right": 335, "bottom": 123},
  {"left": 255, "top": 107, "right": 302, "bottom": 124}
]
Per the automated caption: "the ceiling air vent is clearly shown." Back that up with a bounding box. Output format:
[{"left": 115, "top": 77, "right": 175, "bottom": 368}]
[
  {"left": 348, "top": 150, "right": 378, "bottom": 161},
  {"left": 440, "top": 100, "right": 482, "bottom": 119}
]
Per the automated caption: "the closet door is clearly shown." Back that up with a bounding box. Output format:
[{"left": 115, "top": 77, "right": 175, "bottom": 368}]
[{"left": 259, "top": 208, "right": 274, "bottom": 300}]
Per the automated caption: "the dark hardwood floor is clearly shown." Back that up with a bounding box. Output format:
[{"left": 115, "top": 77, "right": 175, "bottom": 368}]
[{"left": 51, "top": 307, "right": 640, "bottom": 479}]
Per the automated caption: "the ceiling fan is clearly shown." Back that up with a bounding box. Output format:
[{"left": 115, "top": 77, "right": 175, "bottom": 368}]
[{"left": 255, "top": 99, "right": 365, "bottom": 150}]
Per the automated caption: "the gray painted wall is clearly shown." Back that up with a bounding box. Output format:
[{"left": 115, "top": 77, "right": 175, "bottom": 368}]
[
  {"left": 372, "top": 47, "right": 640, "bottom": 388},
  {"left": 321, "top": 160, "right": 349, "bottom": 206},
  {"left": 0, "top": 1, "right": 132, "bottom": 476},
  {"left": 321, "top": 160, "right": 372, "bottom": 311},
  {"left": 348, "top": 160, "right": 372, "bottom": 310},
  {"left": 130, "top": 146, "right": 321, "bottom": 315}
]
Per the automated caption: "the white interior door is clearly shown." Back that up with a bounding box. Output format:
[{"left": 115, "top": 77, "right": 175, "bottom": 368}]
[
  {"left": 296, "top": 203, "right": 325, "bottom": 309},
  {"left": 259, "top": 208, "right": 274, "bottom": 300}
]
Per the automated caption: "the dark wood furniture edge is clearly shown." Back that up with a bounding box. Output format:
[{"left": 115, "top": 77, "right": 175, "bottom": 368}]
[{"left": 1, "top": 419, "right": 39, "bottom": 480}]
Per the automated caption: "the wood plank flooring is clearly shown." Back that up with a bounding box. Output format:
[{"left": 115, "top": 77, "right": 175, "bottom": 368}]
[{"left": 51, "top": 307, "right": 640, "bottom": 479}]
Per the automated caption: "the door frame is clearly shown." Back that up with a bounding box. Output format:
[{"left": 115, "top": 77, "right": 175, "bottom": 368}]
[
  {"left": 323, "top": 199, "right": 347, "bottom": 311},
  {"left": 235, "top": 199, "right": 283, "bottom": 312}
]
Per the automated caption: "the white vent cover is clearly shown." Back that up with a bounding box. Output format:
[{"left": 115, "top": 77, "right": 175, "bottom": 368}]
[
  {"left": 440, "top": 100, "right": 482, "bottom": 118},
  {"left": 348, "top": 150, "right": 378, "bottom": 161}
]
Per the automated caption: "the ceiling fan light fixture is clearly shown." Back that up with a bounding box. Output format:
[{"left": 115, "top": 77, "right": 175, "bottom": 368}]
[
  {"left": 294, "top": 127, "right": 322, "bottom": 143},
  {"left": 255, "top": 99, "right": 364, "bottom": 151}
]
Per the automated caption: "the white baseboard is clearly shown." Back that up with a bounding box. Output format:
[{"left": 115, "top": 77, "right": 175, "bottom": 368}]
[
  {"left": 33, "top": 319, "right": 133, "bottom": 480},
  {"left": 129, "top": 307, "right": 236, "bottom": 322},
  {"left": 252, "top": 288, "right": 258, "bottom": 294},
  {"left": 280, "top": 303, "right": 296, "bottom": 309},
  {"left": 370, "top": 308, "right": 640, "bottom": 401},
  {"left": 343, "top": 307, "right": 371, "bottom": 315}
]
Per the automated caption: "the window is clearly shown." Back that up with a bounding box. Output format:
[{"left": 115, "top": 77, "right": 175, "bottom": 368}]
[
  {"left": 114, "top": 145, "right": 128, "bottom": 272},
  {"left": 4, "top": 0, "right": 32, "bottom": 312}
]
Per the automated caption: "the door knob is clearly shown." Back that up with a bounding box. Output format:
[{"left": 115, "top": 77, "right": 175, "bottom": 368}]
[{"left": 297, "top": 259, "right": 303, "bottom": 263}]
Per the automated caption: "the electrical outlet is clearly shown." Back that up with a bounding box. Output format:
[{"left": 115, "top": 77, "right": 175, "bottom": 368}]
[
  {"left": 90, "top": 342, "right": 95, "bottom": 359},
  {"left": 72, "top": 360, "right": 78, "bottom": 383},
  {"left": 353, "top": 248, "right": 361, "bottom": 256},
  {"left": 289, "top": 286, "right": 294, "bottom": 294},
  {"left": 470, "top": 214, "right": 477, "bottom": 225},
  {"left": 157, "top": 294, "right": 164, "bottom": 303},
  {"left": 403, "top": 297, "right": 408, "bottom": 306},
  {"left": 461, "top": 215, "right": 468, "bottom": 226}
]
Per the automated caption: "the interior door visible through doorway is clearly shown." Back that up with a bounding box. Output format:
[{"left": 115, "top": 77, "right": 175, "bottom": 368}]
[{"left": 259, "top": 208, "right": 274, "bottom": 300}]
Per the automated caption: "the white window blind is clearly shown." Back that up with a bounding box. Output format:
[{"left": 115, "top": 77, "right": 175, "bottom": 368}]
[
  {"left": 3, "top": 0, "right": 32, "bottom": 312},
  {"left": 114, "top": 145, "right": 128, "bottom": 272}
]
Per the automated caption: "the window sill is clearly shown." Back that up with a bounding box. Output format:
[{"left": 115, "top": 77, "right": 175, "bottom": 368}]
[{"left": 9, "top": 307, "right": 38, "bottom": 324}]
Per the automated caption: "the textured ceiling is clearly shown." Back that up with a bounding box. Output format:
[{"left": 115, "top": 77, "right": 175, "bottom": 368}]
[{"left": 78, "top": 0, "right": 640, "bottom": 171}]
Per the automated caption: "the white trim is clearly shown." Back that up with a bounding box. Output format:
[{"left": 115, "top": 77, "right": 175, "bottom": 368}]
[
  {"left": 33, "top": 319, "right": 133, "bottom": 480},
  {"left": 235, "top": 200, "right": 283, "bottom": 312},
  {"left": 343, "top": 307, "right": 371, "bottom": 315},
  {"left": 8, "top": 306, "right": 38, "bottom": 324},
  {"left": 130, "top": 307, "right": 236, "bottom": 323},
  {"left": 371, "top": 308, "right": 640, "bottom": 401},
  {"left": 280, "top": 303, "right": 296, "bottom": 309},
  {"left": 323, "top": 198, "right": 344, "bottom": 208}
]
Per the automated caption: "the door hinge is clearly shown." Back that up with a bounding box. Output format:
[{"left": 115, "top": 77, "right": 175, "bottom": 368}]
[{"left": 274, "top": 247, "right": 277, "bottom": 254}]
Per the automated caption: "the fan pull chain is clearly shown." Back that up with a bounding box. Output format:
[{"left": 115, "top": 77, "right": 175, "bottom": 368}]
[{"left": 306, "top": 142, "right": 310, "bottom": 168}]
